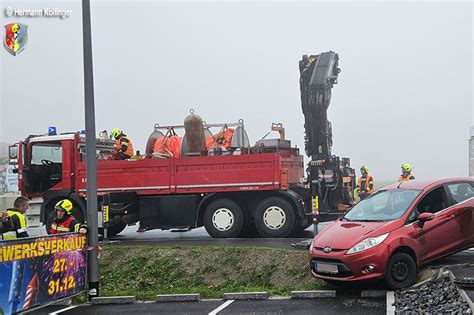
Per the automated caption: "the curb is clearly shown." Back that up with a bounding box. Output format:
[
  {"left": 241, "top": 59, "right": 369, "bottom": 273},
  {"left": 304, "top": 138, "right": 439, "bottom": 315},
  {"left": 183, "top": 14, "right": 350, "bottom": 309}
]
[
  {"left": 448, "top": 270, "right": 474, "bottom": 314},
  {"left": 91, "top": 296, "right": 136, "bottom": 305},
  {"left": 50, "top": 298, "right": 72, "bottom": 306},
  {"left": 155, "top": 294, "right": 200, "bottom": 302},
  {"left": 361, "top": 290, "right": 386, "bottom": 298},
  {"left": 291, "top": 290, "right": 336, "bottom": 299},
  {"left": 386, "top": 291, "right": 395, "bottom": 315},
  {"left": 223, "top": 292, "right": 268, "bottom": 300}
]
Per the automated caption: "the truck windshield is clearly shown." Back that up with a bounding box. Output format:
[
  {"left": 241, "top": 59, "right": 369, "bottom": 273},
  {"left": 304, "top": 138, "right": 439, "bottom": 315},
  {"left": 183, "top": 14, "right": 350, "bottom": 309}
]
[
  {"left": 343, "top": 189, "right": 421, "bottom": 221},
  {"left": 31, "top": 143, "right": 62, "bottom": 164}
]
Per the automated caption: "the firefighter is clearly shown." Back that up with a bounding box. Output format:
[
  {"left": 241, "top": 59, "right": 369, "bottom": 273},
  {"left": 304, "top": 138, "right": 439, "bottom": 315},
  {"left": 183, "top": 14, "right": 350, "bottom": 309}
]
[
  {"left": 48, "top": 199, "right": 87, "bottom": 234},
  {"left": 356, "top": 165, "right": 374, "bottom": 200},
  {"left": 399, "top": 163, "right": 415, "bottom": 182},
  {"left": 3, "top": 196, "right": 30, "bottom": 240},
  {"left": 110, "top": 128, "right": 134, "bottom": 160}
]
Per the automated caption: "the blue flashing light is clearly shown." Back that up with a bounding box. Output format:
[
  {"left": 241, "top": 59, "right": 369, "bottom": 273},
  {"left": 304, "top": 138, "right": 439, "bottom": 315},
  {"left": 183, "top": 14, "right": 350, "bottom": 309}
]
[
  {"left": 48, "top": 126, "right": 57, "bottom": 136},
  {"left": 79, "top": 130, "right": 86, "bottom": 135}
]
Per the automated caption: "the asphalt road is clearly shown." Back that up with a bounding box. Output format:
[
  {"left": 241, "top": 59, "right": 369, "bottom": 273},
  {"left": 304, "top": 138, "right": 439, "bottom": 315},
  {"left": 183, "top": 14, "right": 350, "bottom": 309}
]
[
  {"left": 29, "top": 223, "right": 326, "bottom": 248},
  {"left": 31, "top": 297, "right": 386, "bottom": 315}
]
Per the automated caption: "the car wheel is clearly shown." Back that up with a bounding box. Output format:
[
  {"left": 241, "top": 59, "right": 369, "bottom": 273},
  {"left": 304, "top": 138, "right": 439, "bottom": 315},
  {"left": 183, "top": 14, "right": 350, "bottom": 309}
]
[
  {"left": 385, "top": 252, "right": 417, "bottom": 289},
  {"left": 204, "top": 199, "right": 244, "bottom": 238},
  {"left": 254, "top": 197, "right": 296, "bottom": 238}
]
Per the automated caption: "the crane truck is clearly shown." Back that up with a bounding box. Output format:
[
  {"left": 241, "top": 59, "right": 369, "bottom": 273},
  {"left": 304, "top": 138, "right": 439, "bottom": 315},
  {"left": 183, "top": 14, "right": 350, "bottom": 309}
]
[{"left": 8, "top": 51, "right": 354, "bottom": 238}]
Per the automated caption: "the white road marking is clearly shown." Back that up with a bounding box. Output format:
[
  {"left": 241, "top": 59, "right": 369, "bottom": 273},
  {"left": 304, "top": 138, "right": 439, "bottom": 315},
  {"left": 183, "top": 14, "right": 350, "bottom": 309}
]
[
  {"left": 49, "top": 305, "right": 79, "bottom": 315},
  {"left": 209, "top": 299, "right": 234, "bottom": 315},
  {"left": 386, "top": 291, "right": 395, "bottom": 315}
]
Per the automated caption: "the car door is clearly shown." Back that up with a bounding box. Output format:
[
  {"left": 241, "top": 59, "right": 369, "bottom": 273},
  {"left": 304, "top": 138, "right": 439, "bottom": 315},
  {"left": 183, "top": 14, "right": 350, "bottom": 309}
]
[
  {"left": 445, "top": 182, "right": 474, "bottom": 248},
  {"left": 412, "top": 185, "right": 460, "bottom": 262}
]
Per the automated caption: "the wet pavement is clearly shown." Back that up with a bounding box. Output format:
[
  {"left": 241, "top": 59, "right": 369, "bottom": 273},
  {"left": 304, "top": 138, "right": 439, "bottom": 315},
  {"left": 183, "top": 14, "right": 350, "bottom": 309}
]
[{"left": 31, "top": 297, "right": 386, "bottom": 315}]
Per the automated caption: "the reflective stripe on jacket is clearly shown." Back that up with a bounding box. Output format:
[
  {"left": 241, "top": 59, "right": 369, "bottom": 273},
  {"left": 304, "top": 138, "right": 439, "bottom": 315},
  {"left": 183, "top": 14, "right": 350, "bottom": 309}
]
[{"left": 49, "top": 216, "right": 81, "bottom": 234}]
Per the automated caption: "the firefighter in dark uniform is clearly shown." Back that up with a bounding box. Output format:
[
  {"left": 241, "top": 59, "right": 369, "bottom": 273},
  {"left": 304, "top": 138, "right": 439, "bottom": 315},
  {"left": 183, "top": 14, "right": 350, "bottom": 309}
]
[
  {"left": 356, "top": 165, "right": 374, "bottom": 200},
  {"left": 3, "top": 196, "right": 30, "bottom": 240},
  {"left": 110, "top": 128, "right": 134, "bottom": 160},
  {"left": 48, "top": 199, "right": 87, "bottom": 234}
]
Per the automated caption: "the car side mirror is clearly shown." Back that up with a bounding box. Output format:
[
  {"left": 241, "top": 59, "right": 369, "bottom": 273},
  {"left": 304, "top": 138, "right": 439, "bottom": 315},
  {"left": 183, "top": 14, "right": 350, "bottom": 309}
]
[{"left": 417, "top": 212, "right": 434, "bottom": 228}]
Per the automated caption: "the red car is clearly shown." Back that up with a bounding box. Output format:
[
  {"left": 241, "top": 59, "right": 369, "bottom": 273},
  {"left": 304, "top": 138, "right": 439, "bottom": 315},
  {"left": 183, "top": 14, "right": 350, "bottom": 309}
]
[{"left": 310, "top": 178, "right": 474, "bottom": 289}]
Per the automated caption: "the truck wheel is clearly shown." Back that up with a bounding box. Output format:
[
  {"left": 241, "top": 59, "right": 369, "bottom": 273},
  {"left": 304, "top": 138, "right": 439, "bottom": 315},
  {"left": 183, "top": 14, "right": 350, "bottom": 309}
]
[
  {"left": 385, "top": 252, "right": 417, "bottom": 289},
  {"left": 254, "top": 197, "right": 296, "bottom": 238},
  {"left": 204, "top": 199, "right": 244, "bottom": 238}
]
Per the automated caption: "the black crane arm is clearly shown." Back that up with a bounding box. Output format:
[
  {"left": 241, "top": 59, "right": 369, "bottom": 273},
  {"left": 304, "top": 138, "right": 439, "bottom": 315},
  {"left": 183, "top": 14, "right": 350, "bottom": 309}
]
[
  {"left": 299, "top": 51, "right": 355, "bottom": 218},
  {"left": 299, "top": 51, "right": 340, "bottom": 161}
]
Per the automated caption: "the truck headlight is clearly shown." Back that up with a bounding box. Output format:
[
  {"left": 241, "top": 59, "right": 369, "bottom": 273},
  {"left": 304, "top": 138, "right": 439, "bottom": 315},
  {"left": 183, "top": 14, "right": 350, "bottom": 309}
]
[{"left": 346, "top": 233, "right": 389, "bottom": 255}]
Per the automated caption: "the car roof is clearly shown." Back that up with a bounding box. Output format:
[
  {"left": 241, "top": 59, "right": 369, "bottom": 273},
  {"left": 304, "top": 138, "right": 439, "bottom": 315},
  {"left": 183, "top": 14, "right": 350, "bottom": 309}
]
[{"left": 381, "top": 178, "right": 474, "bottom": 191}]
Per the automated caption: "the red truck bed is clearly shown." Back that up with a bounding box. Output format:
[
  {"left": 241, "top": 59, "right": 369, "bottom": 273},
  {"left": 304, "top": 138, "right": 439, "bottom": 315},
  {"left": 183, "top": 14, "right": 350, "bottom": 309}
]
[{"left": 75, "top": 153, "right": 304, "bottom": 196}]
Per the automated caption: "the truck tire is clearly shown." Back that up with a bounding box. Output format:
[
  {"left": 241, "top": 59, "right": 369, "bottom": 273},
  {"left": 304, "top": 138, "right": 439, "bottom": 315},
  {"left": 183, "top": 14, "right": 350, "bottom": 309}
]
[
  {"left": 254, "top": 197, "right": 296, "bottom": 238},
  {"left": 204, "top": 199, "right": 244, "bottom": 238}
]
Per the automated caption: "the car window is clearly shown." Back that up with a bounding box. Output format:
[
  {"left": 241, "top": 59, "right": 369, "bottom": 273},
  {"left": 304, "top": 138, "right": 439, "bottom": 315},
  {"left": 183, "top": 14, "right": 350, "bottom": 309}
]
[
  {"left": 446, "top": 182, "right": 474, "bottom": 204},
  {"left": 344, "top": 189, "right": 421, "bottom": 221},
  {"left": 416, "top": 186, "right": 448, "bottom": 214}
]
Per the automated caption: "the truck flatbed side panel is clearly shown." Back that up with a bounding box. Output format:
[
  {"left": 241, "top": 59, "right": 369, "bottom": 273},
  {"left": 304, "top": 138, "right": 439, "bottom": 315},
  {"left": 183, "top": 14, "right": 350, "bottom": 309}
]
[
  {"left": 281, "top": 156, "right": 304, "bottom": 184},
  {"left": 75, "top": 153, "right": 304, "bottom": 196},
  {"left": 174, "top": 154, "right": 278, "bottom": 193},
  {"left": 75, "top": 158, "right": 172, "bottom": 195}
]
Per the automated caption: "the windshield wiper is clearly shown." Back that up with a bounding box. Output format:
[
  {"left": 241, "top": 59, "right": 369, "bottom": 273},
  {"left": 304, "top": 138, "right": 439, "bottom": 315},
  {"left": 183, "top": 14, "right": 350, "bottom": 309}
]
[
  {"left": 341, "top": 217, "right": 352, "bottom": 221},
  {"left": 353, "top": 219, "right": 385, "bottom": 222}
]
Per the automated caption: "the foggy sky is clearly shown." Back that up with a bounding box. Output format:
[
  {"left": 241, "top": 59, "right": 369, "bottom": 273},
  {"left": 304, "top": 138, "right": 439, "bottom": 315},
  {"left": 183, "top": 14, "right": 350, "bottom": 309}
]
[{"left": 1, "top": 0, "right": 472, "bottom": 181}]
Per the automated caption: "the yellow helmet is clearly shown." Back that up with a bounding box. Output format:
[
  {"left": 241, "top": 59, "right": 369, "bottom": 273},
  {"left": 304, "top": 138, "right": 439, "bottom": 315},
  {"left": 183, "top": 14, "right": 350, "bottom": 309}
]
[
  {"left": 55, "top": 199, "right": 73, "bottom": 214},
  {"left": 110, "top": 128, "right": 122, "bottom": 139},
  {"left": 401, "top": 163, "right": 412, "bottom": 172},
  {"left": 360, "top": 165, "right": 369, "bottom": 174}
]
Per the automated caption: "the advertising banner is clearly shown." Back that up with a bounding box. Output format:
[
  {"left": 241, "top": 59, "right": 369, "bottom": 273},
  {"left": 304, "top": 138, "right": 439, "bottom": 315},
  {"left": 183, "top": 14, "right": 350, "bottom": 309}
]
[{"left": 0, "top": 233, "right": 86, "bottom": 314}]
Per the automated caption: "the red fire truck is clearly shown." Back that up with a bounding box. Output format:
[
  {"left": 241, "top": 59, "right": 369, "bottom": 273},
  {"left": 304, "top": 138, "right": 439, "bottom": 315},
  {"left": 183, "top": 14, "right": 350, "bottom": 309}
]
[
  {"left": 9, "top": 121, "right": 312, "bottom": 238},
  {"left": 9, "top": 51, "right": 355, "bottom": 238}
]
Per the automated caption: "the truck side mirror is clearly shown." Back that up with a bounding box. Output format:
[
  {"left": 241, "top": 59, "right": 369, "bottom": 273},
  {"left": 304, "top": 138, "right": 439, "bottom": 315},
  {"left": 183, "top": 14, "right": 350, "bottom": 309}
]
[
  {"left": 417, "top": 212, "right": 434, "bottom": 228},
  {"left": 8, "top": 144, "right": 18, "bottom": 165}
]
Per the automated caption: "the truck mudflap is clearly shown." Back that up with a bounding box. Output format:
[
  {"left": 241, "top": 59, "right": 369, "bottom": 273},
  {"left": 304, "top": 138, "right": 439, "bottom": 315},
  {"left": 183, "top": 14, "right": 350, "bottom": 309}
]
[{"left": 277, "top": 189, "right": 308, "bottom": 219}]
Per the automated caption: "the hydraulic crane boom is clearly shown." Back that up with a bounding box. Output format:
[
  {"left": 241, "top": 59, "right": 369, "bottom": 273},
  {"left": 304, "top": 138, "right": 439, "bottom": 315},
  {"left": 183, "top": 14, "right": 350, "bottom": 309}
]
[{"left": 299, "top": 51, "right": 355, "bottom": 218}]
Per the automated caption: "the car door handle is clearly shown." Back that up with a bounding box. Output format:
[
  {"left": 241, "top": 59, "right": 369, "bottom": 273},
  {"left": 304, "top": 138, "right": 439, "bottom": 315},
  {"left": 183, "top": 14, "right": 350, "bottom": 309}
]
[{"left": 444, "top": 215, "right": 455, "bottom": 221}]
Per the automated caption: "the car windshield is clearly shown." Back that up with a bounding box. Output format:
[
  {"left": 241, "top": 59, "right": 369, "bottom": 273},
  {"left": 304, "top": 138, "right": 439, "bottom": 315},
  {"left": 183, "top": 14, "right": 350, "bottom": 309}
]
[{"left": 343, "top": 189, "right": 421, "bottom": 221}]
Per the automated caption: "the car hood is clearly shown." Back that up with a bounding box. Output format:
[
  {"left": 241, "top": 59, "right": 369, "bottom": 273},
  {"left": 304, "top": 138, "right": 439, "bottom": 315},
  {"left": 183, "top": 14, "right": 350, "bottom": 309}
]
[{"left": 313, "top": 219, "right": 400, "bottom": 250}]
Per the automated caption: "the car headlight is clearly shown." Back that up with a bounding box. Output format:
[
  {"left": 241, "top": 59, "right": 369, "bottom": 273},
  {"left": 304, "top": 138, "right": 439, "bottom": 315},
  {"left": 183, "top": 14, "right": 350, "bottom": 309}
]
[{"left": 346, "top": 233, "right": 390, "bottom": 255}]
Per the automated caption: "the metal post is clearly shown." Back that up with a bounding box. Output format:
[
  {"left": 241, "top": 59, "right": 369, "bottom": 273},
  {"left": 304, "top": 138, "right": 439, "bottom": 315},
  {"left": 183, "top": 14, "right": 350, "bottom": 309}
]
[
  {"left": 311, "top": 177, "right": 319, "bottom": 236},
  {"left": 82, "top": 0, "right": 99, "bottom": 300}
]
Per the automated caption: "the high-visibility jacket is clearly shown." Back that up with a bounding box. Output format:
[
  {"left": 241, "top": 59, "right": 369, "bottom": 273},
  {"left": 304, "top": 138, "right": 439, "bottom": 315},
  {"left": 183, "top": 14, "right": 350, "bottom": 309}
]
[
  {"left": 399, "top": 174, "right": 415, "bottom": 182},
  {"left": 48, "top": 215, "right": 83, "bottom": 234},
  {"left": 115, "top": 135, "right": 134, "bottom": 158},
  {"left": 357, "top": 175, "right": 374, "bottom": 195},
  {"left": 0, "top": 217, "right": 14, "bottom": 240},
  {"left": 2, "top": 209, "right": 28, "bottom": 240}
]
